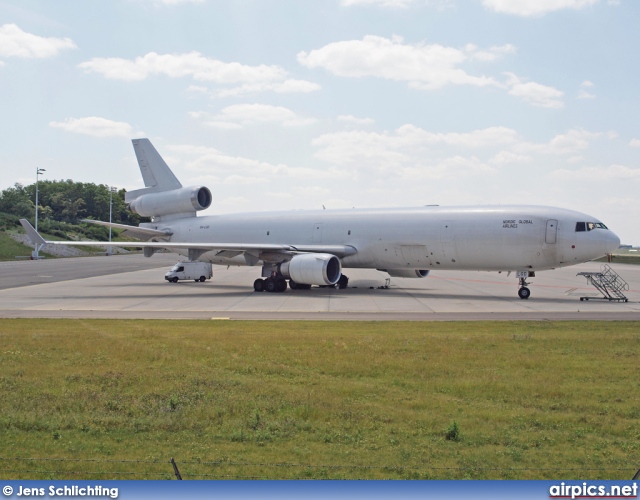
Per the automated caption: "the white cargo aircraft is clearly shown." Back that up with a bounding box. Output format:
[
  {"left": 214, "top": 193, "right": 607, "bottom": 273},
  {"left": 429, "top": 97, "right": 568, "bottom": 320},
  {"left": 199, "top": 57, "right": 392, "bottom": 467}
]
[{"left": 20, "top": 138, "right": 620, "bottom": 299}]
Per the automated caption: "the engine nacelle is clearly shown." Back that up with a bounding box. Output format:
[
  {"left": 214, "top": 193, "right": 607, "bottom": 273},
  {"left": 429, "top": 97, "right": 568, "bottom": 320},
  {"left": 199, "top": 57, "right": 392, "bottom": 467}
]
[
  {"left": 128, "top": 186, "right": 212, "bottom": 218},
  {"left": 280, "top": 253, "right": 342, "bottom": 286},
  {"left": 381, "top": 269, "right": 430, "bottom": 278}
]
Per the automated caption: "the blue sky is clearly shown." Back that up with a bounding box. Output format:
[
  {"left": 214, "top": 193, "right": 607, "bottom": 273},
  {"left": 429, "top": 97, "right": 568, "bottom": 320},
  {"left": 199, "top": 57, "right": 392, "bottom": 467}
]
[{"left": 1, "top": 0, "right": 638, "bottom": 243}]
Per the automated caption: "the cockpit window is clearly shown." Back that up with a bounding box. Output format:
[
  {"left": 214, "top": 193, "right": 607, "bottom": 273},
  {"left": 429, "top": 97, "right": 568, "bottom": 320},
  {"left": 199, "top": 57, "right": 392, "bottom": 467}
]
[{"left": 576, "top": 221, "right": 608, "bottom": 232}]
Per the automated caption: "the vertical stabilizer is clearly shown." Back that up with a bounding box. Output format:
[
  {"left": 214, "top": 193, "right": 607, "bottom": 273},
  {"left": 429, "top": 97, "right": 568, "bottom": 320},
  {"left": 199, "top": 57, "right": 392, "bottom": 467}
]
[{"left": 126, "top": 139, "right": 182, "bottom": 202}]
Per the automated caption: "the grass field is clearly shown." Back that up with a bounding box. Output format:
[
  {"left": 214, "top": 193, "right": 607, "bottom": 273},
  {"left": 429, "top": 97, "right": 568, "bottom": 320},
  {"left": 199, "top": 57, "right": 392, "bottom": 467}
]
[{"left": 0, "top": 319, "right": 638, "bottom": 480}]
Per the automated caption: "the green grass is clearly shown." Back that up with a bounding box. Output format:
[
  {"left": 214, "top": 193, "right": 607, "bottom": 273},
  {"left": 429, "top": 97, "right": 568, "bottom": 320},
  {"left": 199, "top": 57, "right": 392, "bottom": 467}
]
[
  {"left": 0, "top": 232, "right": 54, "bottom": 261},
  {"left": 0, "top": 320, "right": 638, "bottom": 480},
  {"left": 0, "top": 227, "right": 139, "bottom": 261}
]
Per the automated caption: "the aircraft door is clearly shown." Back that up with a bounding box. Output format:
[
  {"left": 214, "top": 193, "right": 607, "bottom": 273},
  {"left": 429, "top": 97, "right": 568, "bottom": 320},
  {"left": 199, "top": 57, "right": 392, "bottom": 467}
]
[
  {"left": 545, "top": 219, "right": 558, "bottom": 244},
  {"left": 438, "top": 221, "right": 458, "bottom": 263}
]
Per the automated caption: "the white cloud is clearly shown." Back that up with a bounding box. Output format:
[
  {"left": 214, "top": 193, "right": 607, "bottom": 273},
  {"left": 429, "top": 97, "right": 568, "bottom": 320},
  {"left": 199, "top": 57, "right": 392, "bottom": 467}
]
[
  {"left": 312, "top": 125, "right": 516, "bottom": 180},
  {"left": 338, "top": 115, "right": 375, "bottom": 125},
  {"left": 312, "top": 125, "right": 613, "bottom": 185},
  {"left": 577, "top": 80, "right": 595, "bottom": 99},
  {"left": 170, "top": 144, "right": 348, "bottom": 181},
  {"left": 80, "top": 51, "right": 320, "bottom": 96},
  {"left": 0, "top": 23, "right": 76, "bottom": 59},
  {"left": 482, "top": 0, "right": 599, "bottom": 17},
  {"left": 313, "top": 125, "right": 521, "bottom": 166},
  {"left": 504, "top": 72, "right": 564, "bottom": 108},
  {"left": 630, "top": 138, "right": 640, "bottom": 148},
  {"left": 551, "top": 164, "right": 640, "bottom": 181},
  {"left": 191, "top": 104, "right": 316, "bottom": 129},
  {"left": 49, "top": 117, "right": 134, "bottom": 138},
  {"left": 298, "top": 36, "right": 562, "bottom": 109},
  {"left": 466, "top": 43, "right": 517, "bottom": 62},
  {"left": 515, "top": 129, "right": 602, "bottom": 155},
  {"left": 489, "top": 151, "right": 533, "bottom": 165},
  {"left": 79, "top": 51, "right": 287, "bottom": 83},
  {"left": 298, "top": 35, "right": 499, "bottom": 91}
]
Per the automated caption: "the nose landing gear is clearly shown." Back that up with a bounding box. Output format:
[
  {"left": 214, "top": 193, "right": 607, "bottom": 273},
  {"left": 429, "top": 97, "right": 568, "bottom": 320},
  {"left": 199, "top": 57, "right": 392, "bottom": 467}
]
[
  {"left": 518, "top": 284, "right": 531, "bottom": 299},
  {"left": 516, "top": 271, "right": 534, "bottom": 299}
]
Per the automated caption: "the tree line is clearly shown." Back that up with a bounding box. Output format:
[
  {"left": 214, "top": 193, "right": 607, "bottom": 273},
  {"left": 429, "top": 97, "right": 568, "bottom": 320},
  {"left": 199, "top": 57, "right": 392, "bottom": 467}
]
[{"left": 0, "top": 180, "right": 148, "bottom": 238}]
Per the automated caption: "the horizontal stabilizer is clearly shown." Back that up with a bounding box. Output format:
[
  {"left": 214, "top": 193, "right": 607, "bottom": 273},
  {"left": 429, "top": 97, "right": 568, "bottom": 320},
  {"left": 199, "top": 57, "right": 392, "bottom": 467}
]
[{"left": 81, "top": 219, "right": 172, "bottom": 240}]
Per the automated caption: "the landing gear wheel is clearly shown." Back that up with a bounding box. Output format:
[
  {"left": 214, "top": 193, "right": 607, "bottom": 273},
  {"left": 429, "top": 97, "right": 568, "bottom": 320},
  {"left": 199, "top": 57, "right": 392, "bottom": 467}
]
[
  {"left": 253, "top": 278, "right": 265, "bottom": 292},
  {"left": 518, "top": 287, "right": 531, "bottom": 300},
  {"left": 276, "top": 277, "right": 287, "bottom": 293},
  {"left": 199, "top": 276, "right": 206, "bottom": 282},
  {"left": 265, "top": 277, "right": 278, "bottom": 293},
  {"left": 289, "top": 279, "right": 298, "bottom": 290},
  {"left": 337, "top": 274, "right": 349, "bottom": 289}
]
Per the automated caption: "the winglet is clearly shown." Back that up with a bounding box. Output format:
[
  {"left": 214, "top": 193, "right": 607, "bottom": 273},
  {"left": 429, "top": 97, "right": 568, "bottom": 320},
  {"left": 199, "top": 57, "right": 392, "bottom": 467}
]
[{"left": 19, "top": 219, "right": 47, "bottom": 246}]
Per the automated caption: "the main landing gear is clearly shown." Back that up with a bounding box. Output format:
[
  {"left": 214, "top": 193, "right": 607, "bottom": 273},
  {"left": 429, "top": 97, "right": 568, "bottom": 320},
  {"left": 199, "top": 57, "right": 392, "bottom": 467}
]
[
  {"left": 253, "top": 274, "right": 349, "bottom": 293},
  {"left": 253, "top": 276, "right": 287, "bottom": 293},
  {"left": 516, "top": 271, "right": 534, "bottom": 299}
]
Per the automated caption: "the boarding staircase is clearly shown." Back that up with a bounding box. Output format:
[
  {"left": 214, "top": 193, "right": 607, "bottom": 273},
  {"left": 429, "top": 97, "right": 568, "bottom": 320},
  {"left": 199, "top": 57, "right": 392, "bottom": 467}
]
[{"left": 577, "top": 264, "right": 629, "bottom": 302}]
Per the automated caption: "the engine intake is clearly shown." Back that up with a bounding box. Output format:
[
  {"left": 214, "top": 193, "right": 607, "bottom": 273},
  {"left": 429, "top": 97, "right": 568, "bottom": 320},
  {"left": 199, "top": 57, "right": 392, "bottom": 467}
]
[
  {"left": 381, "top": 269, "right": 430, "bottom": 278},
  {"left": 128, "top": 186, "right": 212, "bottom": 218},
  {"left": 280, "top": 253, "right": 342, "bottom": 286}
]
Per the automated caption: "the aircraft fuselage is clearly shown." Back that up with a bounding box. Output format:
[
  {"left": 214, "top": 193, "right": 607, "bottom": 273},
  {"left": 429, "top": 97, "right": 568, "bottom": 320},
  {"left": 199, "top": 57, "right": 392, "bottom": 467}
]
[{"left": 154, "top": 205, "right": 619, "bottom": 272}]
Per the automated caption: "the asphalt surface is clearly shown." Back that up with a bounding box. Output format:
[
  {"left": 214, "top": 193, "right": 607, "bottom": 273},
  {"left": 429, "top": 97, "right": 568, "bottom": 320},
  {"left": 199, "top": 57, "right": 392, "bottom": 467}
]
[
  {"left": 0, "top": 253, "right": 178, "bottom": 290},
  {"left": 1, "top": 254, "right": 639, "bottom": 320}
]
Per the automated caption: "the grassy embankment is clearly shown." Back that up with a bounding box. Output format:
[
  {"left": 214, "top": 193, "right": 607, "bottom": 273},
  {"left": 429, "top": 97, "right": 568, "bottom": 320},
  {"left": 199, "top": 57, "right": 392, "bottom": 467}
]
[
  {"left": 0, "top": 226, "right": 135, "bottom": 261},
  {"left": 0, "top": 232, "right": 54, "bottom": 261},
  {"left": 0, "top": 320, "right": 638, "bottom": 480}
]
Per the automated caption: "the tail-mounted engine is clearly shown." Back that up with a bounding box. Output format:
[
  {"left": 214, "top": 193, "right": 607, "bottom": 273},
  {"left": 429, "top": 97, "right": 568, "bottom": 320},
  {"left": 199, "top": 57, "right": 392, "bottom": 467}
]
[
  {"left": 280, "top": 253, "right": 342, "bottom": 286},
  {"left": 128, "top": 186, "right": 212, "bottom": 219}
]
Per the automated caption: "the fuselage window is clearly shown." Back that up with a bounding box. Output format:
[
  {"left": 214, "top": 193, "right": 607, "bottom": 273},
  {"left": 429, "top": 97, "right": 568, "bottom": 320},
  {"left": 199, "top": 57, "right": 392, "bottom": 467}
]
[{"left": 576, "top": 222, "right": 586, "bottom": 232}]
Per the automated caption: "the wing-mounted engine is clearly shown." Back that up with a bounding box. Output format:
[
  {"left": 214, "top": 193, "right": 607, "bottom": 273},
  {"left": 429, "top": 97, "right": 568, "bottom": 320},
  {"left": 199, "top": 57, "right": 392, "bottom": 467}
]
[
  {"left": 280, "top": 253, "right": 342, "bottom": 286},
  {"left": 381, "top": 269, "right": 430, "bottom": 278},
  {"left": 128, "top": 186, "right": 212, "bottom": 220}
]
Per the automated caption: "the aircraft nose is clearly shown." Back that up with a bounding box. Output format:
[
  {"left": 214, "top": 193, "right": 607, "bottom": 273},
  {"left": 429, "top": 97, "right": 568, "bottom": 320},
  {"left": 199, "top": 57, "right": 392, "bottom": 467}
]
[{"left": 605, "top": 231, "right": 621, "bottom": 254}]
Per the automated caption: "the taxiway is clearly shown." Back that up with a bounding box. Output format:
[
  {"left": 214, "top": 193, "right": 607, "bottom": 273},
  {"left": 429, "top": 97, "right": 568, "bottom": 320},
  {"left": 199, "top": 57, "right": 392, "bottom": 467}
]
[{"left": 0, "top": 254, "right": 638, "bottom": 320}]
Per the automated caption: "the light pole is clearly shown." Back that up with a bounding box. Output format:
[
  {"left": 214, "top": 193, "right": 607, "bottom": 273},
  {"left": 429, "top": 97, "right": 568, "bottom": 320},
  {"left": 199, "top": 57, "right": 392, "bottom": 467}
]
[
  {"left": 108, "top": 186, "right": 116, "bottom": 255},
  {"left": 33, "top": 168, "right": 46, "bottom": 259}
]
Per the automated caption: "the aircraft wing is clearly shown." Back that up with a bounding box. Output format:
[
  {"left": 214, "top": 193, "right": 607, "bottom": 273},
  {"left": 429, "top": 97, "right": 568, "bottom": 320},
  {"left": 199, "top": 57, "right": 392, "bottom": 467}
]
[
  {"left": 81, "top": 219, "right": 172, "bottom": 240},
  {"left": 20, "top": 219, "right": 357, "bottom": 258}
]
